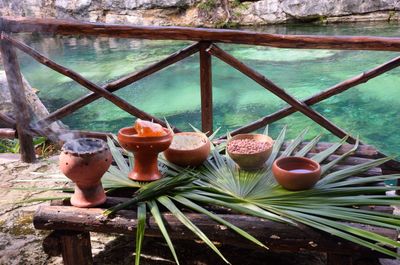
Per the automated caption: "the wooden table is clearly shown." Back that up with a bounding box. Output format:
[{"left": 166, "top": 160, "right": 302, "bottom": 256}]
[{"left": 33, "top": 142, "right": 399, "bottom": 265}]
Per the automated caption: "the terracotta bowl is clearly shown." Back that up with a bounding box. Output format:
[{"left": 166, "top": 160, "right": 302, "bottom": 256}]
[
  {"left": 117, "top": 126, "right": 172, "bottom": 181},
  {"left": 59, "top": 138, "right": 112, "bottom": 208},
  {"left": 227, "top": 134, "right": 274, "bottom": 170},
  {"left": 164, "top": 132, "right": 211, "bottom": 167},
  {"left": 272, "top": 156, "right": 321, "bottom": 191}
]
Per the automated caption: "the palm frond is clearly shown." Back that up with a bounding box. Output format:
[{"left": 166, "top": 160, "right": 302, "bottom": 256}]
[
  {"left": 147, "top": 200, "right": 180, "bottom": 265},
  {"left": 135, "top": 203, "right": 146, "bottom": 265},
  {"left": 172, "top": 195, "right": 268, "bottom": 249},
  {"left": 157, "top": 196, "right": 231, "bottom": 264}
]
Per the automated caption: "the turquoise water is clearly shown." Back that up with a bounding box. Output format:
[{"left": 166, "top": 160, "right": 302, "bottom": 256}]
[{"left": 16, "top": 22, "right": 400, "bottom": 156}]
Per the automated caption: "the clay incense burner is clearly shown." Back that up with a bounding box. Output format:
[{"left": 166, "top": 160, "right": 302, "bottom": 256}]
[
  {"left": 118, "top": 126, "right": 172, "bottom": 181},
  {"left": 164, "top": 132, "right": 211, "bottom": 167},
  {"left": 59, "top": 138, "right": 112, "bottom": 208},
  {"left": 272, "top": 156, "right": 321, "bottom": 191}
]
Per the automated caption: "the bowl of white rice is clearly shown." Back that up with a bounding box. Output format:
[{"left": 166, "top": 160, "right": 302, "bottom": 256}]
[{"left": 163, "top": 132, "right": 210, "bottom": 167}]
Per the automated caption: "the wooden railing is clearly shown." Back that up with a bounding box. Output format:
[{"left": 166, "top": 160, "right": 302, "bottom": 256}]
[{"left": 0, "top": 17, "right": 400, "bottom": 172}]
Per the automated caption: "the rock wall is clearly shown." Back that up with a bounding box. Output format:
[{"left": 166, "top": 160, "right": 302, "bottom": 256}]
[{"left": 0, "top": 0, "right": 399, "bottom": 26}]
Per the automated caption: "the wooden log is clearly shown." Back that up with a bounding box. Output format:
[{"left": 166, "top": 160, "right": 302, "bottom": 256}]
[
  {"left": 3, "top": 17, "right": 400, "bottom": 51},
  {"left": 303, "top": 153, "right": 373, "bottom": 165},
  {"left": 0, "top": 39, "right": 36, "bottom": 162},
  {"left": 219, "top": 55, "right": 400, "bottom": 139},
  {"left": 2, "top": 33, "right": 169, "bottom": 129},
  {"left": 327, "top": 254, "right": 353, "bottom": 265},
  {"left": 281, "top": 142, "right": 378, "bottom": 158},
  {"left": 0, "top": 128, "right": 17, "bottom": 139},
  {"left": 207, "top": 44, "right": 358, "bottom": 144},
  {"left": 33, "top": 205, "right": 397, "bottom": 257},
  {"left": 199, "top": 41, "right": 213, "bottom": 134},
  {"left": 42, "top": 231, "right": 61, "bottom": 256},
  {"left": 58, "top": 230, "right": 93, "bottom": 265},
  {"left": 38, "top": 42, "right": 199, "bottom": 127},
  {"left": 50, "top": 197, "right": 392, "bottom": 213}
]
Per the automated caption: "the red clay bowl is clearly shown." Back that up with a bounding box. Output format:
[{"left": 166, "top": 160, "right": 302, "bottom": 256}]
[
  {"left": 272, "top": 156, "right": 321, "bottom": 191},
  {"left": 164, "top": 132, "right": 211, "bottom": 167},
  {"left": 227, "top": 134, "right": 274, "bottom": 170}
]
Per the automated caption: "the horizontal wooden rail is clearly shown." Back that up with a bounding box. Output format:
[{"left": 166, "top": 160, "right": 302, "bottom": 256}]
[
  {"left": 0, "top": 128, "right": 17, "bottom": 138},
  {"left": 2, "top": 33, "right": 172, "bottom": 130},
  {"left": 38, "top": 42, "right": 199, "bottom": 126},
  {"left": 221, "top": 55, "right": 400, "bottom": 138},
  {"left": 2, "top": 17, "right": 400, "bottom": 51}
]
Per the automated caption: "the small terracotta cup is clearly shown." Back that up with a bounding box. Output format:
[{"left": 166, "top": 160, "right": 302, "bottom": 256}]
[
  {"left": 272, "top": 156, "right": 321, "bottom": 191},
  {"left": 164, "top": 132, "right": 211, "bottom": 167},
  {"left": 59, "top": 138, "right": 112, "bottom": 208},
  {"left": 118, "top": 126, "right": 172, "bottom": 181},
  {"left": 227, "top": 134, "right": 274, "bottom": 170}
]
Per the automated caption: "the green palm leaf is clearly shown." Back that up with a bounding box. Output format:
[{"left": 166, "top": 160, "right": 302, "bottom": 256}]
[
  {"left": 172, "top": 195, "right": 268, "bottom": 249},
  {"left": 147, "top": 200, "right": 180, "bottom": 265},
  {"left": 311, "top": 135, "right": 349, "bottom": 163},
  {"left": 157, "top": 196, "right": 231, "bottom": 264},
  {"left": 135, "top": 203, "right": 146, "bottom": 265}
]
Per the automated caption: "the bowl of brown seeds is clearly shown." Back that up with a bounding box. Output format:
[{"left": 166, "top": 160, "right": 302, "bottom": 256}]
[{"left": 227, "top": 134, "right": 274, "bottom": 170}]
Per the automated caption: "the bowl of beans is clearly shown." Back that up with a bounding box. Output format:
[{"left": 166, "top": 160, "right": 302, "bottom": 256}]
[
  {"left": 227, "top": 134, "right": 274, "bottom": 170},
  {"left": 164, "top": 132, "right": 211, "bottom": 167}
]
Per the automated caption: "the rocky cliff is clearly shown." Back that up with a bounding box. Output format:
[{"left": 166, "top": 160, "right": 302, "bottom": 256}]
[{"left": 0, "top": 0, "right": 399, "bottom": 27}]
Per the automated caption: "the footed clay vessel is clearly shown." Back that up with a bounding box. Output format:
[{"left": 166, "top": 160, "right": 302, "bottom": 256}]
[
  {"left": 227, "top": 134, "right": 274, "bottom": 170},
  {"left": 118, "top": 126, "right": 172, "bottom": 181},
  {"left": 59, "top": 138, "right": 112, "bottom": 208},
  {"left": 272, "top": 156, "right": 321, "bottom": 191},
  {"left": 164, "top": 132, "right": 211, "bottom": 167}
]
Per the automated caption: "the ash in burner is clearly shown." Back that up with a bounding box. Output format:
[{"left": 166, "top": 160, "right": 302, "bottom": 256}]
[{"left": 62, "top": 138, "right": 107, "bottom": 155}]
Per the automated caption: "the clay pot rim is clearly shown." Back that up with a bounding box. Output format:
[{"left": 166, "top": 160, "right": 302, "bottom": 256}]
[
  {"left": 167, "top": 132, "right": 210, "bottom": 152},
  {"left": 273, "top": 156, "right": 321, "bottom": 176},
  {"left": 118, "top": 126, "right": 172, "bottom": 142},
  {"left": 227, "top": 133, "right": 274, "bottom": 156},
  {"left": 61, "top": 137, "right": 109, "bottom": 157}
]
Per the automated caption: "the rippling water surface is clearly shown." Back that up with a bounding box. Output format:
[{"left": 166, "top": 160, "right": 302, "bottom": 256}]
[{"left": 17, "top": 22, "right": 400, "bottom": 155}]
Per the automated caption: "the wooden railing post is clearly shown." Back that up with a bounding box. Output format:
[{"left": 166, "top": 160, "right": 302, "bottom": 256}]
[
  {"left": 199, "top": 41, "right": 213, "bottom": 134},
  {"left": 0, "top": 37, "right": 36, "bottom": 162}
]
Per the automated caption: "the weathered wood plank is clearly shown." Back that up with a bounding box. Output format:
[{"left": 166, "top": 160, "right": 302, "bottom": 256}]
[
  {"left": 3, "top": 17, "right": 400, "bottom": 51},
  {"left": 0, "top": 128, "right": 16, "bottom": 138},
  {"left": 281, "top": 142, "right": 378, "bottom": 158},
  {"left": 33, "top": 205, "right": 397, "bottom": 257},
  {"left": 199, "top": 41, "right": 213, "bottom": 134},
  {"left": 0, "top": 39, "right": 36, "bottom": 162},
  {"left": 0, "top": 112, "right": 16, "bottom": 128},
  {"left": 59, "top": 230, "right": 93, "bottom": 265}
]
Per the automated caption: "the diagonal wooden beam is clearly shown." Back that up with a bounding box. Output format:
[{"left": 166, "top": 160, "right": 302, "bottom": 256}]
[
  {"left": 0, "top": 112, "right": 16, "bottom": 128},
  {"left": 37, "top": 42, "right": 199, "bottom": 126},
  {"left": 207, "top": 44, "right": 357, "bottom": 143},
  {"left": 1, "top": 33, "right": 172, "bottom": 130},
  {"left": 219, "top": 55, "right": 400, "bottom": 138}
]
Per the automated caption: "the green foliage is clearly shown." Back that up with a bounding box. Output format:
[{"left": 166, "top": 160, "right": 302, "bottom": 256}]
[
  {"left": 197, "top": 0, "right": 217, "bottom": 12},
  {"left": 0, "top": 136, "right": 52, "bottom": 156},
  {"left": 0, "top": 139, "right": 20, "bottom": 153}
]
